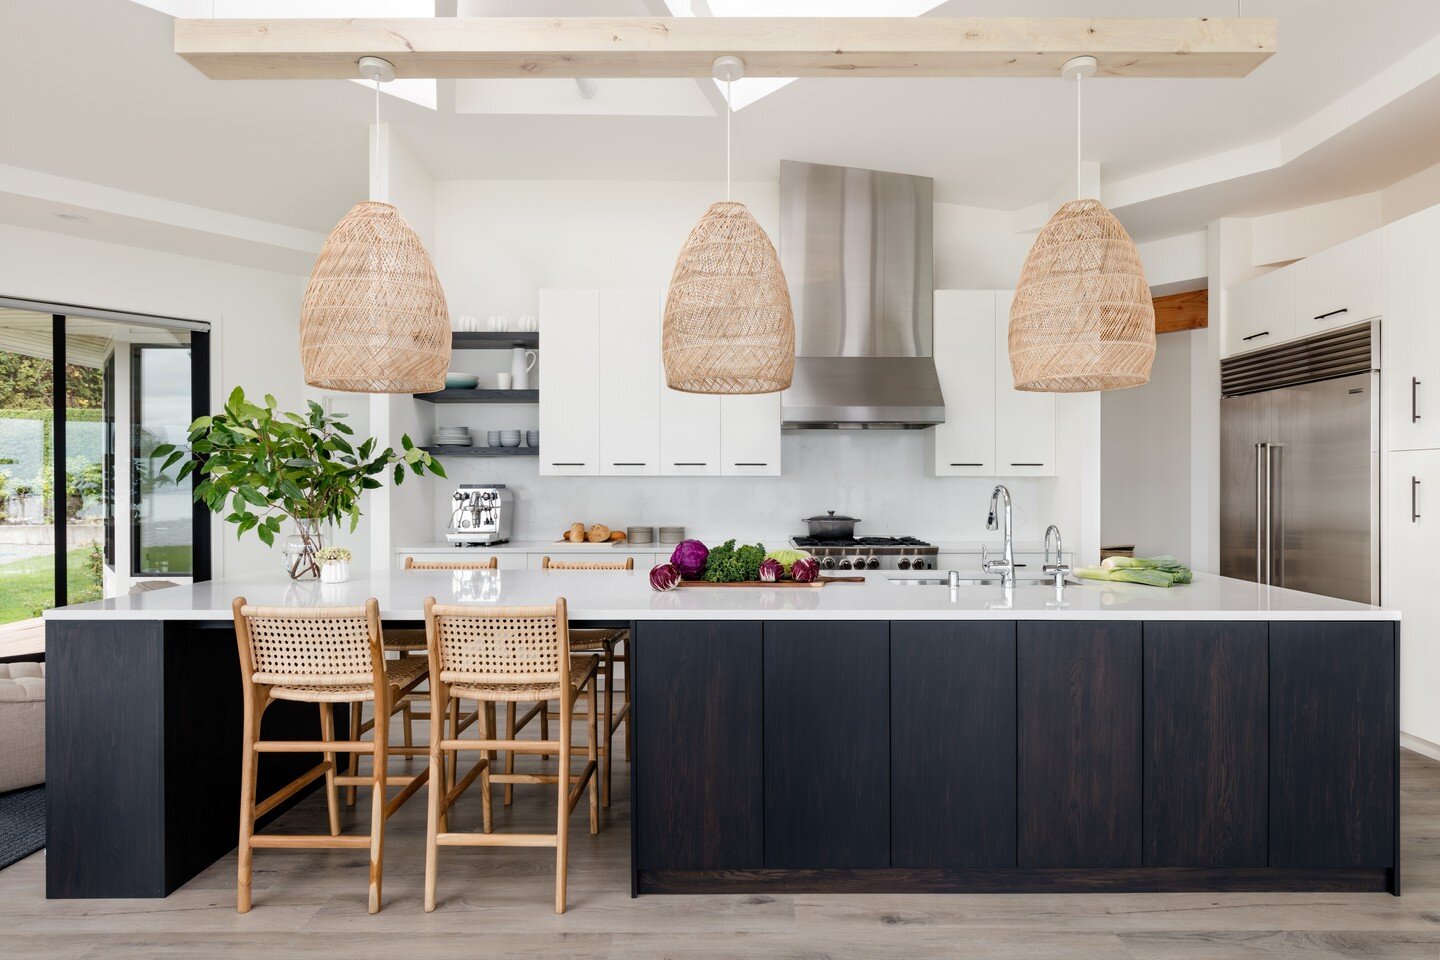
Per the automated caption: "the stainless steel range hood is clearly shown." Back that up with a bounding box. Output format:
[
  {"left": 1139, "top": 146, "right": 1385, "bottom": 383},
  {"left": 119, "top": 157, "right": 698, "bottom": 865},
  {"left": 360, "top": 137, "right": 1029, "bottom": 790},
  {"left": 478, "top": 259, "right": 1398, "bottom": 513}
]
[{"left": 779, "top": 159, "right": 943, "bottom": 429}]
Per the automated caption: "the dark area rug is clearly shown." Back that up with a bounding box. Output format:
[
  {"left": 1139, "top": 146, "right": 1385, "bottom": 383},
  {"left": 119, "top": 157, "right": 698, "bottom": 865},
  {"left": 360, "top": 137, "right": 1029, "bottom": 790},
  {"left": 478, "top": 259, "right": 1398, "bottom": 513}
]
[{"left": 0, "top": 785, "right": 45, "bottom": 870}]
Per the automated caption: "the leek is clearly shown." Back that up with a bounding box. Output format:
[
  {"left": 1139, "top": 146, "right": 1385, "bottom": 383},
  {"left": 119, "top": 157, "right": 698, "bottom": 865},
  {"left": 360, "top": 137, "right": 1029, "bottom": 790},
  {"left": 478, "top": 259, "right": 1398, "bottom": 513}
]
[{"left": 1076, "top": 566, "right": 1176, "bottom": 588}]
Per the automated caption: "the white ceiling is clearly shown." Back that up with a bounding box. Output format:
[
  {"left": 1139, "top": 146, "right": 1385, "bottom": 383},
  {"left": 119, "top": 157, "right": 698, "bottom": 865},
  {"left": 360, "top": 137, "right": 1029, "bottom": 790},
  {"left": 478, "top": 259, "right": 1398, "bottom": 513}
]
[{"left": 3, "top": 0, "right": 1440, "bottom": 250}]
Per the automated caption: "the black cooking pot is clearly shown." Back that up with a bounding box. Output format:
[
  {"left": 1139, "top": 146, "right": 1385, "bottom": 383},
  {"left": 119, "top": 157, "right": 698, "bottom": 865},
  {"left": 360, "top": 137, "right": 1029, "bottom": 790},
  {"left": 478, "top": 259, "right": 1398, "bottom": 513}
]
[{"left": 802, "top": 510, "right": 860, "bottom": 540}]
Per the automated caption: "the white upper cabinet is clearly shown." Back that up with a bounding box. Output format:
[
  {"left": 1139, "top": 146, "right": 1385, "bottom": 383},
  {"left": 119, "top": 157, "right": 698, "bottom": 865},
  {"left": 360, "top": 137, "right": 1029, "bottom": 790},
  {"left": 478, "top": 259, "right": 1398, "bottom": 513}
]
[
  {"left": 931, "top": 290, "right": 996, "bottom": 475},
  {"left": 720, "top": 392, "right": 782, "bottom": 476},
  {"left": 538, "top": 289, "right": 600, "bottom": 476},
  {"left": 660, "top": 387, "right": 721, "bottom": 476},
  {"left": 1224, "top": 265, "right": 1296, "bottom": 358},
  {"left": 598, "top": 290, "right": 661, "bottom": 476},
  {"left": 992, "top": 291, "right": 1055, "bottom": 476},
  {"left": 1295, "top": 228, "right": 1383, "bottom": 333},
  {"left": 1385, "top": 205, "right": 1440, "bottom": 451}
]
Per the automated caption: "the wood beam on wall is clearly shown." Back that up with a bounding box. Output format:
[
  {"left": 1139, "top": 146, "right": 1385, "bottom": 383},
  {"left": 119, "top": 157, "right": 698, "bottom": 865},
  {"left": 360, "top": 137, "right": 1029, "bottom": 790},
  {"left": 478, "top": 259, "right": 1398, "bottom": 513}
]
[
  {"left": 174, "top": 17, "right": 1276, "bottom": 81},
  {"left": 1153, "top": 289, "right": 1208, "bottom": 335}
]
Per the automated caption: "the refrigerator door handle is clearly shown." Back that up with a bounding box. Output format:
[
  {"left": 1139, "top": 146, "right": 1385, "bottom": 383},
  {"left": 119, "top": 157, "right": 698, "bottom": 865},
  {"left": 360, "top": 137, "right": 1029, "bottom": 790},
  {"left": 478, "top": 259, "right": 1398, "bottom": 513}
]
[
  {"left": 1269, "top": 443, "right": 1284, "bottom": 588},
  {"left": 1255, "top": 442, "right": 1267, "bottom": 585}
]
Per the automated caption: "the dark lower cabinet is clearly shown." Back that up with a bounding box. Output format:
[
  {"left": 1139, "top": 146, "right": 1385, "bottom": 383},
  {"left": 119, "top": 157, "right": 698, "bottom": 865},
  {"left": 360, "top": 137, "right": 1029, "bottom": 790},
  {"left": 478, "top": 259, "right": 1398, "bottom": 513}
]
[
  {"left": 1144, "top": 622, "right": 1268, "bottom": 867},
  {"left": 891, "top": 621, "right": 1016, "bottom": 868},
  {"left": 1270, "top": 622, "right": 1396, "bottom": 869},
  {"left": 764, "top": 621, "right": 890, "bottom": 868},
  {"left": 633, "top": 621, "right": 764, "bottom": 870},
  {"left": 1018, "top": 621, "right": 1142, "bottom": 868}
]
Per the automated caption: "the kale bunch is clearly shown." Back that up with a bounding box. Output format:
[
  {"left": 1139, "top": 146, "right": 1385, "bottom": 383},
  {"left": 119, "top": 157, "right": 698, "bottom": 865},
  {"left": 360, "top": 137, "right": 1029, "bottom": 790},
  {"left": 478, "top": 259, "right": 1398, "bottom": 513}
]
[{"left": 702, "top": 539, "right": 768, "bottom": 582}]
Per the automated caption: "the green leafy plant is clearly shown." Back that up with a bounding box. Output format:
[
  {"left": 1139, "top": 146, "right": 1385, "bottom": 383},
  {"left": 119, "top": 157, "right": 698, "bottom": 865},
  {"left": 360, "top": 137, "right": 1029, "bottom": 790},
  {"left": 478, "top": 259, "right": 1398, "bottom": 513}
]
[
  {"left": 702, "top": 539, "right": 768, "bottom": 583},
  {"left": 153, "top": 386, "right": 445, "bottom": 549}
]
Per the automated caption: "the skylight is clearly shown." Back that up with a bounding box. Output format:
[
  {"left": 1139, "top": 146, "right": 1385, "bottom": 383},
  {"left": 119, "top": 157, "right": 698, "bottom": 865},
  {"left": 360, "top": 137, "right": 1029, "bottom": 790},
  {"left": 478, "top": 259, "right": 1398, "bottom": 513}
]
[{"left": 661, "top": 0, "right": 944, "bottom": 110}]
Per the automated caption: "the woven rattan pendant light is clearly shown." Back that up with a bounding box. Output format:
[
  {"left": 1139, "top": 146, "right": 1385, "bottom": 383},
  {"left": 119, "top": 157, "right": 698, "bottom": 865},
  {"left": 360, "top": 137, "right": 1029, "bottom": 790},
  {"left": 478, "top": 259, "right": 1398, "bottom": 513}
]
[
  {"left": 300, "top": 57, "right": 450, "bottom": 394},
  {"left": 1009, "top": 57, "right": 1155, "bottom": 393},
  {"left": 664, "top": 57, "right": 795, "bottom": 395}
]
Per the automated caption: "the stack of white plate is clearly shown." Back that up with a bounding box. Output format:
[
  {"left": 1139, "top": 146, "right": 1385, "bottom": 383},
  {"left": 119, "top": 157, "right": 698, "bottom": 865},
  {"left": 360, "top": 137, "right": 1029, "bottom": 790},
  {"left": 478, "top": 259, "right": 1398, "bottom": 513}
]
[
  {"left": 658, "top": 526, "right": 686, "bottom": 544},
  {"left": 627, "top": 526, "right": 655, "bottom": 545},
  {"left": 432, "top": 427, "right": 473, "bottom": 447}
]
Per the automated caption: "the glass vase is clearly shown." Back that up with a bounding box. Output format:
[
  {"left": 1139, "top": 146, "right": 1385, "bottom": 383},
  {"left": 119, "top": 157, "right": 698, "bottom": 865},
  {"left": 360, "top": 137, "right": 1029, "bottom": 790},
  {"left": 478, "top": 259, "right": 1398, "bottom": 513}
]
[{"left": 283, "top": 518, "right": 325, "bottom": 581}]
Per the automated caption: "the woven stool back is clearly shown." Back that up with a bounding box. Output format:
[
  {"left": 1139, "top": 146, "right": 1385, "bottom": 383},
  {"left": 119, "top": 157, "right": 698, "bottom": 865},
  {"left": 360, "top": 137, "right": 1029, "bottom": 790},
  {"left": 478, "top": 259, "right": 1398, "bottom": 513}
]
[
  {"left": 236, "top": 602, "right": 382, "bottom": 688},
  {"left": 404, "top": 556, "right": 498, "bottom": 570},
  {"left": 427, "top": 600, "right": 571, "bottom": 688},
  {"left": 541, "top": 557, "right": 634, "bottom": 571}
]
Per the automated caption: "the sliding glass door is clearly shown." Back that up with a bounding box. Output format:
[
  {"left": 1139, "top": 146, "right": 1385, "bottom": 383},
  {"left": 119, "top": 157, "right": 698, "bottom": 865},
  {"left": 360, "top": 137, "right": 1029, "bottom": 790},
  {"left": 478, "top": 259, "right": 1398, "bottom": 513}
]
[{"left": 0, "top": 301, "right": 209, "bottom": 625}]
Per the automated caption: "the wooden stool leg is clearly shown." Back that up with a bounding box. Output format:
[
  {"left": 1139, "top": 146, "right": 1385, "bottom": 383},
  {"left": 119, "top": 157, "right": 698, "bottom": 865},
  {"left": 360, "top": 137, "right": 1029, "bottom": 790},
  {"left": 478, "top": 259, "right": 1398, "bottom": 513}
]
[
  {"left": 622, "top": 645, "right": 632, "bottom": 762},
  {"left": 540, "top": 697, "right": 550, "bottom": 748},
  {"left": 480, "top": 699, "right": 494, "bottom": 834},
  {"left": 504, "top": 701, "right": 517, "bottom": 806},
  {"left": 447, "top": 697, "right": 459, "bottom": 793},
  {"left": 601, "top": 645, "right": 614, "bottom": 808},
  {"left": 319, "top": 702, "right": 340, "bottom": 836},
  {"left": 402, "top": 700, "right": 414, "bottom": 752},
  {"left": 367, "top": 700, "right": 389, "bottom": 915},
  {"left": 346, "top": 701, "right": 362, "bottom": 807},
  {"left": 555, "top": 690, "right": 572, "bottom": 915},
  {"left": 424, "top": 686, "right": 445, "bottom": 913},
  {"left": 588, "top": 683, "right": 599, "bottom": 836},
  {"left": 236, "top": 686, "right": 264, "bottom": 913}
]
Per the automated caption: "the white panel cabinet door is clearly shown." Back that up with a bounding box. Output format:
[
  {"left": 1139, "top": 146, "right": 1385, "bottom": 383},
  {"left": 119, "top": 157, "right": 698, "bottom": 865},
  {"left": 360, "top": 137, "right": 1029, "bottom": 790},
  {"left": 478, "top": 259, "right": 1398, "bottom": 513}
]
[
  {"left": 1385, "top": 205, "right": 1440, "bottom": 452},
  {"left": 1224, "top": 265, "right": 1296, "bottom": 358},
  {"left": 720, "top": 392, "right": 782, "bottom": 476},
  {"left": 598, "top": 290, "right": 661, "bottom": 476},
  {"left": 993, "top": 291, "right": 1055, "bottom": 476},
  {"left": 1387, "top": 449, "right": 1440, "bottom": 746},
  {"left": 538, "top": 289, "right": 600, "bottom": 476},
  {"left": 1295, "top": 228, "right": 1383, "bottom": 334},
  {"left": 660, "top": 387, "right": 721, "bottom": 476},
  {"left": 932, "top": 290, "right": 996, "bottom": 476}
]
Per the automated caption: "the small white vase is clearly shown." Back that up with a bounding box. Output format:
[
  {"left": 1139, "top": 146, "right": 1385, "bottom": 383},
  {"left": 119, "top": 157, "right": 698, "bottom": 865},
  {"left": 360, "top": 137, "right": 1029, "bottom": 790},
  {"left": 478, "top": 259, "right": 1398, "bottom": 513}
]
[{"left": 320, "top": 560, "right": 350, "bottom": 584}]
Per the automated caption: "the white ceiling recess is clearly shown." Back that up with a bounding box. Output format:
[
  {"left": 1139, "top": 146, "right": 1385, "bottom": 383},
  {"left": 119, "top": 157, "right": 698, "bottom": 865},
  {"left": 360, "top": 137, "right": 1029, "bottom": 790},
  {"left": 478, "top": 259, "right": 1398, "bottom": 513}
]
[{"left": 0, "top": 0, "right": 1439, "bottom": 274}]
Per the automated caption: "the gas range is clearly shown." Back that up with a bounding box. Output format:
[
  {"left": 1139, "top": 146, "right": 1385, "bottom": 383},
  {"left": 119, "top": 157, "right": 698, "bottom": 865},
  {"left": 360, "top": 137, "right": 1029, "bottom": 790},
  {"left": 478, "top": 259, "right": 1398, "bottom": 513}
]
[{"left": 789, "top": 536, "right": 940, "bottom": 571}]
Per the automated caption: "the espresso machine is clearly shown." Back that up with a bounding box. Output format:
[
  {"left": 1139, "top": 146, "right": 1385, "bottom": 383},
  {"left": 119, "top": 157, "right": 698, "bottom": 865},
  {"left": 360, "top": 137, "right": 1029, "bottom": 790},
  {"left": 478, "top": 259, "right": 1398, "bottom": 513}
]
[{"left": 445, "top": 484, "right": 514, "bottom": 545}]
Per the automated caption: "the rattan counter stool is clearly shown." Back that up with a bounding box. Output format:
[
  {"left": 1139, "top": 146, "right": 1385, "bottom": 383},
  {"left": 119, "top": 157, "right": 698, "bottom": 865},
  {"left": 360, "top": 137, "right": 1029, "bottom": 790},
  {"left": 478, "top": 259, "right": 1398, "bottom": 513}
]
[
  {"left": 535, "top": 556, "right": 633, "bottom": 809},
  {"left": 382, "top": 555, "right": 500, "bottom": 764},
  {"left": 232, "top": 597, "right": 431, "bottom": 914},
  {"left": 422, "top": 597, "right": 600, "bottom": 914}
]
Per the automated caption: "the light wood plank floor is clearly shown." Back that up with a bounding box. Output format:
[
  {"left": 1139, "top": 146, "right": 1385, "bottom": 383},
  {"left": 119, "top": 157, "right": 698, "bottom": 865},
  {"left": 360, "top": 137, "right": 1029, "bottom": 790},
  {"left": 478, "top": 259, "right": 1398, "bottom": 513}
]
[{"left": 4, "top": 721, "right": 1440, "bottom": 960}]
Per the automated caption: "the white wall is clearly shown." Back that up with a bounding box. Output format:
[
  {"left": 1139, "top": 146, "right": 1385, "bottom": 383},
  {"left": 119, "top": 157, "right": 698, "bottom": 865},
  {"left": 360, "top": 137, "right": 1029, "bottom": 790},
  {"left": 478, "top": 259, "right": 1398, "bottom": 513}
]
[
  {"left": 1102, "top": 334, "right": 1194, "bottom": 559},
  {"left": 0, "top": 221, "right": 307, "bottom": 578}
]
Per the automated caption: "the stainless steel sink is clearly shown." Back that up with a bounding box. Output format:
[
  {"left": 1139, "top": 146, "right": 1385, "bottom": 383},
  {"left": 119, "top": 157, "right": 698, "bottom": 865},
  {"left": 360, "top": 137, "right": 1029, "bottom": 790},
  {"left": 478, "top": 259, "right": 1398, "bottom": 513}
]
[{"left": 888, "top": 574, "right": 1082, "bottom": 587}]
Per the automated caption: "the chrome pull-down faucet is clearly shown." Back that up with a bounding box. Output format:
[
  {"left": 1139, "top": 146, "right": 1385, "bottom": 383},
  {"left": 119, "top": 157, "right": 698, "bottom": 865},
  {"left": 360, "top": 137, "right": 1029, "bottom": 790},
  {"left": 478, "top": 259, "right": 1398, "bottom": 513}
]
[
  {"left": 1043, "top": 524, "right": 1070, "bottom": 587},
  {"left": 981, "top": 484, "right": 1016, "bottom": 585}
]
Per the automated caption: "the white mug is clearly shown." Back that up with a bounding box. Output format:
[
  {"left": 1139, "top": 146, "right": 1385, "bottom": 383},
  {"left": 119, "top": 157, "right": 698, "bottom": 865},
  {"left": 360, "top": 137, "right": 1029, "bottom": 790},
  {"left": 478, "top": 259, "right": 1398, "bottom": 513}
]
[{"left": 497, "top": 372, "right": 513, "bottom": 390}]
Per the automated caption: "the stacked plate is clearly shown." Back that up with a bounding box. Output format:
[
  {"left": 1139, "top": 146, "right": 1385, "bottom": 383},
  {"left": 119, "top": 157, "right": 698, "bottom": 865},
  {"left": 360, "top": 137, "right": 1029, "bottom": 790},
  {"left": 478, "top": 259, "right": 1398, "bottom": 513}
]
[
  {"left": 432, "top": 427, "right": 473, "bottom": 447},
  {"left": 627, "top": 526, "right": 655, "bottom": 545},
  {"left": 658, "top": 526, "right": 686, "bottom": 544}
]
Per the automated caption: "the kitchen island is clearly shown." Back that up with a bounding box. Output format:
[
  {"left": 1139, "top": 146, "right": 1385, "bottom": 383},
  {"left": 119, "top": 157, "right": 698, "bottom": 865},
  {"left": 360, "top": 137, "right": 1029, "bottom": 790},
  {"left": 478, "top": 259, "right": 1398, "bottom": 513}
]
[{"left": 44, "top": 569, "right": 1400, "bottom": 898}]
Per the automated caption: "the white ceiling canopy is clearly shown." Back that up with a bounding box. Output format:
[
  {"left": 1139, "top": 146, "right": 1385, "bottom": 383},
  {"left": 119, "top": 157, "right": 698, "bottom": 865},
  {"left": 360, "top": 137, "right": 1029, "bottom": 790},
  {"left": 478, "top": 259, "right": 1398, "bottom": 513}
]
[{"left": 661, "top": 0, "right": 945, "bottom": 110}]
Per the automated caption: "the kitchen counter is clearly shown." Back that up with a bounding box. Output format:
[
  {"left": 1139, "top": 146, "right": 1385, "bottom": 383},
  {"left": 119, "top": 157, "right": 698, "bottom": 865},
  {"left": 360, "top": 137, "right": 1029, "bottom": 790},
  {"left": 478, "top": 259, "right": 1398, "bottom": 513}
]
[
  {"left": 44, "top": 570, "right": 1396, "bottom": 622},
  {"left": 42, "top": 570, "right": 1399, "bottom": 902}
]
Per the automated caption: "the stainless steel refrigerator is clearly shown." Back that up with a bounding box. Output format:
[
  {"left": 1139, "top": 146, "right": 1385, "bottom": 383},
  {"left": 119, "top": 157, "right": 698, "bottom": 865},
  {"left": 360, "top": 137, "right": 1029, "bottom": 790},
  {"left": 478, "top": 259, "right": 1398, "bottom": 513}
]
[{"left": 1220, "top": 321, "right": 1379, "bottom": 603}]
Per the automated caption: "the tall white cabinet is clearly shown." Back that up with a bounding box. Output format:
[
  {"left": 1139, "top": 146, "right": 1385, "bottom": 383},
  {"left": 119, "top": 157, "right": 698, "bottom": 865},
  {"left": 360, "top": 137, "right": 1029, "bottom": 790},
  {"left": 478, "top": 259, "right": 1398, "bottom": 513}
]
[
  {"left": 540, "top": 289, "right": 781, "bottom": 477},
  {"left": 931, "top": 289, "right": 1055, "bottom": 477}
]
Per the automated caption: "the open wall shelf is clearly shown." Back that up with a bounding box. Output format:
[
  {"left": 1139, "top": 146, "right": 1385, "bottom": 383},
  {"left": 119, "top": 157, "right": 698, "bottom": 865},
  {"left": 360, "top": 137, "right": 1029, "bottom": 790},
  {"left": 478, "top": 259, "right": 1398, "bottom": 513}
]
[
  {"left": 421, "top": 445, "right": 538, "bottom": 457},
  {"left": 415, "top": 388, "right": 539, "bottom": 403},
  {"left": 452, "top": 331, "right": 538, "bottom": 349}
]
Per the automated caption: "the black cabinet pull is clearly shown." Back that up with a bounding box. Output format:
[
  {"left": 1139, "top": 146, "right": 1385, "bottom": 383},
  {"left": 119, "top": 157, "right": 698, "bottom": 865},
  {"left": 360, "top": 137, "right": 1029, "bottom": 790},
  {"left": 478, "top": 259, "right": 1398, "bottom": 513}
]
[
  {"left": 950, "top": 462, "right": 984, "bottom": 467},
  {"left": 611, "top": 462, "right": 646, "bottom": 467},
  {"left": 733, "top": 462, "right": 768, "bottom": 467},
  {"left": 1010, "top": 462, "right": 1045, "bottom": 468},
  {"left": 1414, "top": 476, "right": 1422, "bottom": 523},
  {"left": 1314, "top": 307, "right": 1349, "bottom": 321},
  {"left": 1414, "top": 377, "right": 1422, "bottom": 423},
  {"left": 550, "top": 462, "right": 586, "bottom": 467},
  {"left": 1241, "top": 331, "right": 1270, "bottom": 342},
  {"left": 673, "top": 462, "right": 708, "bottom": 467}
]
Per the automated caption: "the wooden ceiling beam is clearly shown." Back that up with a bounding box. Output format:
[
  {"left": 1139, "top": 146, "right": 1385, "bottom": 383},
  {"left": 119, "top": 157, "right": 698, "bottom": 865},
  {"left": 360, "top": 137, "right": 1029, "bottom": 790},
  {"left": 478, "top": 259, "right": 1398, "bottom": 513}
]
[
  {"left": 1153, "top": 289, "right": 1208, "bottom": 335},
  {"left": 173, "top": 17, "right": 1276, "bottom": 81}
]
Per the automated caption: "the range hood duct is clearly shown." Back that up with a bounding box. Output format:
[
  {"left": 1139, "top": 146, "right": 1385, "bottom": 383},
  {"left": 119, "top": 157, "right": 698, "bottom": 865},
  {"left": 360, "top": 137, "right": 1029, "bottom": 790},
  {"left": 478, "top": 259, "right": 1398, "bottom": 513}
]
[{"left": 779, "top": 159, "right": 943, "bottom": 429}]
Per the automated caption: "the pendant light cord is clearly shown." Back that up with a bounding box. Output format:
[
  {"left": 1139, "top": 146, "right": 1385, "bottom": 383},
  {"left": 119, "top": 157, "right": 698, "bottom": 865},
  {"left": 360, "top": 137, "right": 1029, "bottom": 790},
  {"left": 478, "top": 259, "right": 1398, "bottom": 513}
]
[
  {"left": 725, "top": 77, "right": 732, "bottom": 201},
  {"left": 1076, "top": 68, "right": 1083, "bottom": 200},
  {"left": 373, "top": 75, "right": 382, "bottom": 202}
]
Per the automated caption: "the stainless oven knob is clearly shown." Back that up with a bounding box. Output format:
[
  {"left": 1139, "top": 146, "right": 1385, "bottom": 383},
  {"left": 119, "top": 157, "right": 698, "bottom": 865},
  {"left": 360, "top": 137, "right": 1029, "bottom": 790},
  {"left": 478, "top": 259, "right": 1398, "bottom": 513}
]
[
  {"left": 897, "top": 557, "right": 912, "bottom": 570},
  {"left": 912, "top": 558, "right": 929, "bottom": 570},
  {"left": 821, "top": 556, "right": 838, "bottom": 570},
  {"left": 838, "top": 558, "right": 853, "bottom": 570},
  {"left": 865, "top": 557, "right": 881, "bottom": 570}
]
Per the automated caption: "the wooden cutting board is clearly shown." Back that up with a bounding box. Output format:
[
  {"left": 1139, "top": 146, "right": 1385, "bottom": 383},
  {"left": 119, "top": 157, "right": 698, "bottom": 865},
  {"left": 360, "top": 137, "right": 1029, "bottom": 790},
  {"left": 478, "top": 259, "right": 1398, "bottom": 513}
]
[{"left": 675, "top": 576, "right": 865, "bottom": 588}]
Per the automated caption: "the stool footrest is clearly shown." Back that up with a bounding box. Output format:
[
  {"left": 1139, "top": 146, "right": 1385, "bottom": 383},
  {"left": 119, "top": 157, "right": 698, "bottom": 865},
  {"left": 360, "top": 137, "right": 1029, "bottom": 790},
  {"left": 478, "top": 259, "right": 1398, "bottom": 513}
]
[
  {"left": 436, "top": 832, "right": 558, "bottom": 848},
  {"left": 249, "top": 834, "right": 371, "bottom": 849}
]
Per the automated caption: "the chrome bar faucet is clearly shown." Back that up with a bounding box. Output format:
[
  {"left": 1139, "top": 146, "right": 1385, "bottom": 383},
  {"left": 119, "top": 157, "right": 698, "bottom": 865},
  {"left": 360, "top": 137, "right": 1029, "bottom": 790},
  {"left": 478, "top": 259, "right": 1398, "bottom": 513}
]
[
  {"left": 1043, "top": 524, "right": 1070, "bottom": 587},
  {"left": 981, "top": 484, "right": 1016, "bottom": 585}
]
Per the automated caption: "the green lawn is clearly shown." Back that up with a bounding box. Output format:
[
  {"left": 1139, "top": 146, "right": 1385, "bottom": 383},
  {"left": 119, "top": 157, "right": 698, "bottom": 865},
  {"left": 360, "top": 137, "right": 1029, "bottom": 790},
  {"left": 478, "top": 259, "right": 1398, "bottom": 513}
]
[{"left": 0, "top": 546, "right": 102, "bottom": 624}]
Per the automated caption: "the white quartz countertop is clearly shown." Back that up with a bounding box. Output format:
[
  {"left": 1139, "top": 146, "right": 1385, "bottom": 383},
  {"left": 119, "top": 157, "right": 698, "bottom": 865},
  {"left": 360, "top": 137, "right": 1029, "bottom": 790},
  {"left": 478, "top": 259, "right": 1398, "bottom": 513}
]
[
  {"left": 45, "top": 570, "right": 1399, "bottom": 622},
  {"left": 397, "top": 539, "right": 1061, "bottom": 555}
]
